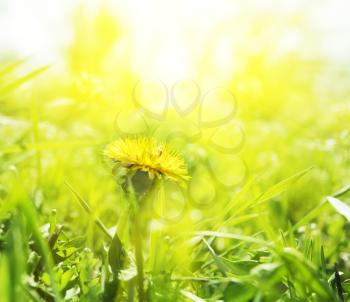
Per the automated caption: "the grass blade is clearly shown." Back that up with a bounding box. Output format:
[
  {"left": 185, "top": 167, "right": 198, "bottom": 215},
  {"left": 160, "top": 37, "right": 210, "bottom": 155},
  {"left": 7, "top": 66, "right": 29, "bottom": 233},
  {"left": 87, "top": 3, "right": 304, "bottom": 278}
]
[
  {"left": 254, "top": 167, "right": 313, "bottom": 205},
  {"left": 64, "top": 180, "right": 113, "bottom": 240},
  {"left": 327, "top": 196, "right": 350, "bottom": 221},
  {"left": 0, "top": 65, "right": 49, "bottom": 95},
  {"left": 194, "top": 231, "right": 271, "bottom": 247}
]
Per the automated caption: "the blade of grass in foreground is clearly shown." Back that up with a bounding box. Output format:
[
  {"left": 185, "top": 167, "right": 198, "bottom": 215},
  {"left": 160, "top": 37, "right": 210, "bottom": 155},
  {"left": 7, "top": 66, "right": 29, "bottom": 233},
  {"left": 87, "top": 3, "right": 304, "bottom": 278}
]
[
  {"left": 327, "top": 196, "right": 350, "bottom": 221},
  {"left": 64, "top": 180, "right": 113, "bottom": 240},
  {"left": 333, "top": 183, "right": 350, "bottom": 198},
  {"left": 254, "top": 167, "right": 313, "bottom": 205},
  {"left": 0, "top": 58, "right": 28, "bottom": 78},
  {"left": 287, "top": 186, "right": 350, "bottom": 235},
  {"left": 6, "top": 170, "right": 62, "bottom": 301},
  {"left": 19, "top": 199, "right": 63, "bottom": 301},
  {"left": 278, "top": 247, "right": 335, "bottom": 300},
  {"left": 193, "top": 231, "right": 272, "bottom": 247},
  {"left": 0, "top": 65, "right": 49, "bottom": 95},
  {"left": 220, "top": 167, "right": 313, "bottom": 226},
  {"left": 65, "top": 181, "right": 125, "bottom": 301}
]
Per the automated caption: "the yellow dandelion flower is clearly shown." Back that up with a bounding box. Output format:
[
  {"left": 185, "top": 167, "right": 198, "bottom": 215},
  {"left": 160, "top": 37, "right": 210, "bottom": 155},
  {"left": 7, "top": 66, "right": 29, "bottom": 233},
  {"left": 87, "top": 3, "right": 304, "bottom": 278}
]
[{"left": 104, "top": 137, "right": 190, "bottom": 183}]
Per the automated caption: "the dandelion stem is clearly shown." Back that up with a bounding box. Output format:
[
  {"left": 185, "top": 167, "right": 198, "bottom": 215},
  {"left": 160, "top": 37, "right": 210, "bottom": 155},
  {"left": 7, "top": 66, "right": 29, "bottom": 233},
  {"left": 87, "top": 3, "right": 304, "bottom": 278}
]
[
  {"left": 132, "top": 216, "right": 145, "bottom": 302},
  {"left": 127, "top": 180, "right": 145, "bottom": 301}
]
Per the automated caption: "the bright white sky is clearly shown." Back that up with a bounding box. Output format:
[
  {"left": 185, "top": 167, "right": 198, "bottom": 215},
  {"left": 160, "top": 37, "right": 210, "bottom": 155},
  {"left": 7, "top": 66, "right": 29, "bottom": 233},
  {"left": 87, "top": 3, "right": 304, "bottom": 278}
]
[{"left": 0, "top": 0, "right": 350, "bottom": 81}]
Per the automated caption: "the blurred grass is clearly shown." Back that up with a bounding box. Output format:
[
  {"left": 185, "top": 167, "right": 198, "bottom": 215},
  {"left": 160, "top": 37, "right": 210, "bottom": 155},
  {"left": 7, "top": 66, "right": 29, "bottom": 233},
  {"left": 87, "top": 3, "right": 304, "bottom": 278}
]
[{"left": 1, "top": 3, "right": 350, "bottom": 302}]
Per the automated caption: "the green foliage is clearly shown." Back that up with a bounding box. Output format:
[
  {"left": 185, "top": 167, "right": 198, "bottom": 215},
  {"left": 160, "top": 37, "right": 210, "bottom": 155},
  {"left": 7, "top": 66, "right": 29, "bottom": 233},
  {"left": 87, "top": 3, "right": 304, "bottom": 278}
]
[{"left": 1, "top": 7, "right": 350, "bottom": 301}]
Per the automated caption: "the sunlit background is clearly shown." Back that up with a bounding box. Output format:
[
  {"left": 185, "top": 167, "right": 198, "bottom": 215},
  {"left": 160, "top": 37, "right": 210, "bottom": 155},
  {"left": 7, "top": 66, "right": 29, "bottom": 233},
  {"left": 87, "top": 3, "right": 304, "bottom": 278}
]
[{"left": 2, "top": 0, "right": 350, "bottom": 77}]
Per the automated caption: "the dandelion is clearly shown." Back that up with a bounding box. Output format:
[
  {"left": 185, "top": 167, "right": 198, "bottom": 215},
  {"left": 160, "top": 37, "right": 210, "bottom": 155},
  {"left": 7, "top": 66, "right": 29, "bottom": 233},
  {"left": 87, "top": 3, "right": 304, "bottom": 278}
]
[
  {"left": 103, "top": 137, "right": 189, "bottom": 301},
  {"left": 104, "top": 136, "right": 190, "bottom": 184}
]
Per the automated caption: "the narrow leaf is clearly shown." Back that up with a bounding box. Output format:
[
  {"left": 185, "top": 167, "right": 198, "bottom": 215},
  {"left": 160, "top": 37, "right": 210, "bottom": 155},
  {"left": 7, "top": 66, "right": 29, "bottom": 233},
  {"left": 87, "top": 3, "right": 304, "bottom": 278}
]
[
  {"left": 194, "top": 231, "right": 271, "bottom": 246},
  {"left": 64, "top": 181, "right": 113, "bottom": 240},
  {"left": 0, "top": 58, "right": 27, "bottom": 78},
  {"left": 327, "top": 196, "right": 350, "bottom": 221},
  {"left": 108, "top": 230, "right": 125, "bottom": 275},
  {"left": 0, "top": 65, "right": 49, "bottom": 95},
  {"left": 255, "top": 167, "right": 313, "bottom": 205}
]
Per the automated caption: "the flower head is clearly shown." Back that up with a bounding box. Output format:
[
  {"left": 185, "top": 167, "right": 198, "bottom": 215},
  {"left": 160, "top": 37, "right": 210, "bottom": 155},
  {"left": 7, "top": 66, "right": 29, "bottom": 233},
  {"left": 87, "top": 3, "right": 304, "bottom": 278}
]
[{"left": 104, "top": 137, "right": 190, "bottom": 183}]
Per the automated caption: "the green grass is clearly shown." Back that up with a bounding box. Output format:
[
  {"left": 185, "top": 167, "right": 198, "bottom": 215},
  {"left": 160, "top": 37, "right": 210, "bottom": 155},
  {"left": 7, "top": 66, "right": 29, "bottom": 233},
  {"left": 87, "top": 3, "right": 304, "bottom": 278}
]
[{"left": 1, "top": 12, "right": 350, "bottom": 301}]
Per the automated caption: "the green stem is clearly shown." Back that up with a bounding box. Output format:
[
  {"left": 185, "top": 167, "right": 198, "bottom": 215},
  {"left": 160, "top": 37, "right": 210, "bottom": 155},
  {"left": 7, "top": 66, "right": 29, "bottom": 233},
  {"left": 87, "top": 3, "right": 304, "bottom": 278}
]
[
  {"left": 132, "top": 213, "right": 145, "bottom": 302},
  {"left": 127, "top": 177, "right": 145, "bottom": 301}
]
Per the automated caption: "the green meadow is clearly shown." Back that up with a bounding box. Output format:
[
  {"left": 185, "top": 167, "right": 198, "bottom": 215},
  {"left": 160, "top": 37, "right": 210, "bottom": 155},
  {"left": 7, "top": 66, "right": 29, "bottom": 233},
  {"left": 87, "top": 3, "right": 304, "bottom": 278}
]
[{"left": 1, "top": 2, "right": 350, "bottom": 301}]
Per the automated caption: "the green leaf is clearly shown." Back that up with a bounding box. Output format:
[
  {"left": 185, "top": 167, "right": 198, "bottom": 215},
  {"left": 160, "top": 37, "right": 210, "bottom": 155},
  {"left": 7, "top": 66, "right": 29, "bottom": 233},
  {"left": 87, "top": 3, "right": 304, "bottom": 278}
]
[
  {"left": 194, "top": 231, "right": 272, "bottom": 247},
  {"left": 255, "top": 167, "right": 313, "bottom": 205},
  {"left": 0, "top": 65, "right": 49, "bottom": 95},
  {"left": 65, "top": 181, "right": 112, "bottom": 240},
  {"left": 327, "top": 196, "right": 350, "bottom": 221},
  {"left": 289, "top": 201, "right": 326, "bottom": 234},
  {"left": 0, "top": 58, "right": 27, "bottom": 78},
  {"left": 224, "top": 168, "right": 312, "bottom": 220},
  {"left": 221, "top": 213, "right": 265, "bottom": 229},
  {"left": 108, "top": 230, "right": 125, "bottom": 275}
]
